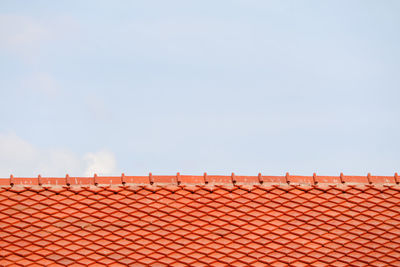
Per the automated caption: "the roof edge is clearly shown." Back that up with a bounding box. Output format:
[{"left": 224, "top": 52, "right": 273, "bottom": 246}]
[{"left": 0, "top": 172, "right": 399, "bottom": 187}]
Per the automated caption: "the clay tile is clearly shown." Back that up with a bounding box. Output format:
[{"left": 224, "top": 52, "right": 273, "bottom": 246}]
[
  {"left": 0, "top": 178, "right": 10, "bottom": 186},
  {"left": 316, "top": 175, "right": 342, "bottom": 184},
  {"left": 261, "top": 176, "right": 286, "bottom": 184},
  {"left": 235, "top": 175, "right": 259, "bottom": 184},
  {"left": 123, "top": 175, "right": 148, "bottom": 184},
  {"left": 289, "top": 175, "right": 314, "bottom": 185},
  {"left": 369, "top": 175, "right": 396, "bottom": 184},
  {"left": 207, "top": 175, "right": 231, "bottom": 184},
  {"left": 180, "top": 175, "right": 204, "bottom": 184},
  {"left": 342, "top": 175, "right": 369, "bottom": 184},
  {"left": 95, "top": 176, "right": 121, "bottom": 185},
  {"left": 1, "top": 173, "right": 400, "bottom": 266},
  {"left": 153, "top": 175, "right": 175, "bottom": 184}
]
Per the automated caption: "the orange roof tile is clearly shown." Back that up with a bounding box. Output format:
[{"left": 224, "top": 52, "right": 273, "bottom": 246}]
[{"left": 1, "top": 173, "right": 400, "bottom": 266}]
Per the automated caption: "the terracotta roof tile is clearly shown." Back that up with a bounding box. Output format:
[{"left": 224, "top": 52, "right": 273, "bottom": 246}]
[{"left": 1, "top": 173, "right": 400, "bottom": 265}]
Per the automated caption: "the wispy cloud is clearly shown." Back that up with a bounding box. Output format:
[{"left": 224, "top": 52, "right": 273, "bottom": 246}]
[{"left": 0, "top": 132, "right": 117, "bottom": 177}]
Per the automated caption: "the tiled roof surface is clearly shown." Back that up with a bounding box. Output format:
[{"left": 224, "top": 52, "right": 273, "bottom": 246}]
[{"left": 1, "top": 173, "right": 400, "bottom": 266}]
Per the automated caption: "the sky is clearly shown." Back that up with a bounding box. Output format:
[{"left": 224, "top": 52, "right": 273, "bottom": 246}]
[{"left": 0, "top": 1, "right": 399, "bottom": 177}]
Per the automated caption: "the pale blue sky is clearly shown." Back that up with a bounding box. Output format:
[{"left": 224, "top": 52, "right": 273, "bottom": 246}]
[{"left": 0, "top": 1, "right": 399, "bottom": 177}]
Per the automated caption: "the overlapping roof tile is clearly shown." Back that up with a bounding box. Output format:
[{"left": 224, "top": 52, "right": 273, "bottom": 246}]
[{"left": 1, "top": 173, "right": 400, "bottom": 266}]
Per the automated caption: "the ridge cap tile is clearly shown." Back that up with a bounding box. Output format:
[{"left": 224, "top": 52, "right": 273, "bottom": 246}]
[{"left": 1, "top": 173, "right": 399, "bottom": 188}]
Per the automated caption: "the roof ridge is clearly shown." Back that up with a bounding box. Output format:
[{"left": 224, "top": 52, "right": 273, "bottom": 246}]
[{"left": 1, "top": 172, "right": 399, "bottom": 187}]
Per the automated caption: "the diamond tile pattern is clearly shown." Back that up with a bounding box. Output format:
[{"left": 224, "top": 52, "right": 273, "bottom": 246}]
[{"left": 1, "top": 182, "right": 400, "bottom": 266}]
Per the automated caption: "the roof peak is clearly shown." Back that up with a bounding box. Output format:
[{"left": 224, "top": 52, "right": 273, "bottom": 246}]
[{"left": 1, "top": 172, "right": 399, "bottom": 187}]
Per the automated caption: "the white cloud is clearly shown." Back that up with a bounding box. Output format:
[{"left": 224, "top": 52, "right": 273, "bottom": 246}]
[
  {"left": 0, "top": 132, "right": 117, "bottom": 177},
  {"left": 0, "top": 133, "right": 37, "bottom": 164},
  {"left": 84, "top": 151, "right": 117, "bottom": 177}
]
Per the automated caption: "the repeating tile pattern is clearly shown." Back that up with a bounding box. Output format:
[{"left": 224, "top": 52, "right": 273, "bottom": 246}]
[{"left": 1, "top": 183, "right": 400, "bottom": 266}]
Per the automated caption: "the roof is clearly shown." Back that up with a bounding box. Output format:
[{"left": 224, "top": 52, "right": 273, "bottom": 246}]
[{"left": 1, "top": 173, "right": 400, "bottom": 266}]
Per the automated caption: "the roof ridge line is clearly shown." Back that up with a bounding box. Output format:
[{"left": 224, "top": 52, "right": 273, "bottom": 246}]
[{"left": 1, "top": 172, "right": 399, "bottom": 187}]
